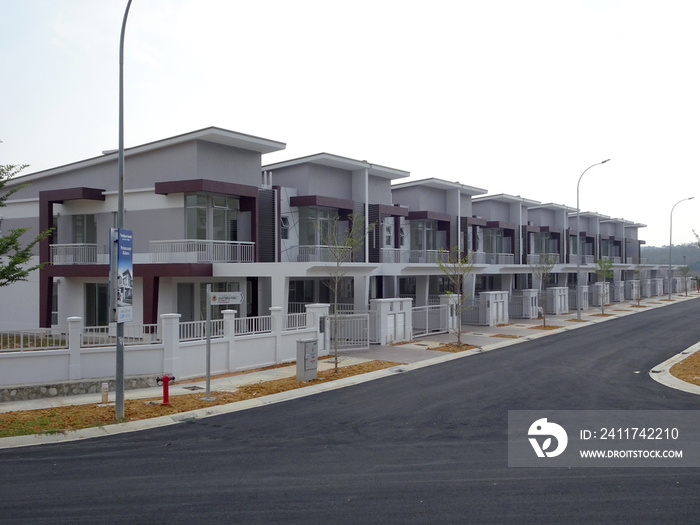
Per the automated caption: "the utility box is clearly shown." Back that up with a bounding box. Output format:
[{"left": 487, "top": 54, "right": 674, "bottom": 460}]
[{"left": 296, "top": 338, "right": 318, "bottom": 381}]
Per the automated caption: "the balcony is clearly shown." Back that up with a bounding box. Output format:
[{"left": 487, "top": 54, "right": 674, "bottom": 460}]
[
  {"left": 408, "top": 250, "right": 448, "bottom": 264},
  {"left": 292, "top": 245, "right": 352, "bottom": 263},
  {"left": 483, "top": 252, "right": 515, "bottom": 264},
  {"left": 380, "top": 248, "right": 409, "bottom": 263},
  {"left": 526, "top": 253, "right": 561, "bottom": 265},
  {"left": 570, "top": 254, "right": 595, "bottom": 264},
  {"left": 50, "top": 244, "right": 107, "bottom": 265},
  {"left": 149, "top": 240, "right": 254, "bottom": 263}
]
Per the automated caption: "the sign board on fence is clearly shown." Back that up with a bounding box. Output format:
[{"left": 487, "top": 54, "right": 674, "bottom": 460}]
[{"left": 209, "top": 291, "right": 243, "bottom": 305}]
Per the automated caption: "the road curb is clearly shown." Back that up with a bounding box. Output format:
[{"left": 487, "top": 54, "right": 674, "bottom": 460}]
[{"left": 649, "top": 341, "right": 700, "bottom": 395}]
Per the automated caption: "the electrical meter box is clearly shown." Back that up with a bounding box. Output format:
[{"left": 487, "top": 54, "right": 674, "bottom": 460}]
[{"left": 296, "top": 338, "right": 318, "bottom": 381}]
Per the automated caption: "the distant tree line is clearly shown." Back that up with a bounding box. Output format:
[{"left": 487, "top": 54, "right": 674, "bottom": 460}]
[{"left": 641, "top": 243, "right": 700, "bottom": 271}]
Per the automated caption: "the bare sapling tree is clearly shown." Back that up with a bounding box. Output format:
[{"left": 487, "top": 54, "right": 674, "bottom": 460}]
[
  {"left": 679, "top": 266, "right": 691, "bottom": 296},
  {"left": 0, "top": 164, "right": 53, "bottom": 287},
  {"left": 594, "top": 258, "right": 614, "bottom": 314},
  {"left": 528, "top": 252, "right": 558, "bottom": 328},
  {"left": 633, "top": 267, "right": 644, "bottom": 306},
  {"left": 436, "top": 245, "right": 476, "bottom": 345},
  {"left": 319, "top": 211, "right": 368, "bottom": 373}
]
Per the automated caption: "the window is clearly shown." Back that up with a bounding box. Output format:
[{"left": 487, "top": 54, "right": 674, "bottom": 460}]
[
  {"left": 185, "top": 194, "right": 239, "bottom": 241},
  {"left": 280, "top": 216, "right": 290, "bottom": 240},
  {"left": 73, "top": 214, "right": 97, "bottom": 244},
  {"left": 85, "top": 283, "right": 109, "bottom": 327},
  {"left": 399, "top": 226, "right": 407, "bottom": 247},
  {"left": 384, "top": 218, "right": 394, "bottom": 247},
  {"left": 51, "top": 282, "right": 59, "bottom": 326},
  {"left": 484, "top": 228, "right": 511, "bottom": 254},
  {"left": 410, "top": 220, "right": 438, "bottom": 251},
  {"left": 299, "top": 207, "right": 338, "bottom": 245}
]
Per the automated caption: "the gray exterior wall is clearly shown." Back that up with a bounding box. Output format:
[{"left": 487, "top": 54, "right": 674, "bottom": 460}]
[
  {"left": 7, "top": 140, "right": 262, "bottom": 200},
  {"left": 367, "top": 175, "right": 392, "bottom": 205},
  {"left": 473, "top": 200, "right": 510, "bottom": 221},
  {"left": 460, "top": 194, "right": 473, "bottom": 218},
  {"left": 195, "top": 141, "right": 262, "bottom": 186},
  {"left": 392, "top": 186, "right": 447, "bottom": 213},
  {"left": 127, "top": 207, "right": 183, "bottom": 252}
]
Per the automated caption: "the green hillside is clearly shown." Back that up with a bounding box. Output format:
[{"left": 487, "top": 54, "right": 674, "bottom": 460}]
[{"left": 641, "top": 243, "right": 700, "bottom": 270}]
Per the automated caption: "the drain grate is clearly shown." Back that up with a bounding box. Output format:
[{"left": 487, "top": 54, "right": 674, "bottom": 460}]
[{"left": 182, "top": 386, "right": 204, "bottom": 391}]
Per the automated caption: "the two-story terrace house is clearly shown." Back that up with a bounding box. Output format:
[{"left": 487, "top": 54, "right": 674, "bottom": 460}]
[
  {"left": 2, "top": 127, "right": 286, "bottom": 330},
  {"left": 390, "top": 179, "right": 487, "bottom": 305},
  {"left": 263, "top": 153, "right": 410, "bottom": 313},
  {"left": 470, "top": 194, "right": 541, "bottom": 294}
]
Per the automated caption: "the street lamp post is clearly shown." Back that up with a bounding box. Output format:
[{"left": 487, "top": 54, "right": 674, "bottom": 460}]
[
  {"left": 111, "top": 0, "right": 133, "bottom": 421},
  {"left": 576, "top": 159, "right": 610, "bottom": 321},
  {"left": 668, "top": 197, "right": 694, "bottom": 301}
]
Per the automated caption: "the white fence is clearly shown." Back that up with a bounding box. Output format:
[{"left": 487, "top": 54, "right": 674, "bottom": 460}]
[
  {"left": 82, "top": 324, "right": 161, "bottom": 347},
  {"left": 0, "top": 328, "right": 68, "bottom": 352},
  {"left": 234, "top": 315, "right": 272, "bottom": 335},
  {"left": 0, "top": 307, "right": 326, "bottom": 388}
]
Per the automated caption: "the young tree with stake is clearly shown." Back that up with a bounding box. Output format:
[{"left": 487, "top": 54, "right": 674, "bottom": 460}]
[{"left": 436, "top": 245, "right": 476, "bottom": 345}]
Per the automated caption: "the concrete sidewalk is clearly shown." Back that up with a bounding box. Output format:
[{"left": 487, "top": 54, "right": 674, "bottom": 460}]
[{"left": 1, "top": 295, "right": 698, "bottom": 448}]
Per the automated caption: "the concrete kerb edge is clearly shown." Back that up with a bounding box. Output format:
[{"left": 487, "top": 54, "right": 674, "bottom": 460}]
[{"left": 649, "top": 341, "right": 700, "bottom": 396}]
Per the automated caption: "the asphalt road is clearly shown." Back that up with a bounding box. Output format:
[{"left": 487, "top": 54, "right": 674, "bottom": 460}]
[{"left": 2, "top": 300, "right": 700, "bottom": 524}]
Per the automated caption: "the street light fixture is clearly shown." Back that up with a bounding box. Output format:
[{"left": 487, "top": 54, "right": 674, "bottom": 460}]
[
  {"left": 576, "top": 159, "right": 610, "bottom": 321},
  {"left": 668, "top": 196, "right": 694, "bottom": 301}
]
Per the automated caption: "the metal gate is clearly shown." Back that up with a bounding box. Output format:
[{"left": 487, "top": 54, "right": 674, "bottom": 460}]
[
  {"left": 328, "top": 313, "right": 370, "bottom": 350},
  {"left": 412, "top": 305, "right": 448, "bottom": 338}
]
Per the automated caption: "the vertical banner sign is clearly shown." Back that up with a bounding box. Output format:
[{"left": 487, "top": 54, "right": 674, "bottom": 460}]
[{"left": 116, "top": 229, "right": 133, "bottom": 323}]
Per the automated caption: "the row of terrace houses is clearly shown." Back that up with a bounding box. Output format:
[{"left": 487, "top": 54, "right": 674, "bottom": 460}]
[{"left": 1, "top": 126, "right": 658, "bottom": 332}]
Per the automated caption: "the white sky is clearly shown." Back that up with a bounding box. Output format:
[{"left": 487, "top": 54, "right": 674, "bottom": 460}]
[{"left": 2, "top": 0, "right": 699, "bottom": 247}]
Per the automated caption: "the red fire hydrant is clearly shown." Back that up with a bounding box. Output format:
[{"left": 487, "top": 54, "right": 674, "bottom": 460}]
[{"left": 156, "top": 374, "right": 175, "bottom": 405}]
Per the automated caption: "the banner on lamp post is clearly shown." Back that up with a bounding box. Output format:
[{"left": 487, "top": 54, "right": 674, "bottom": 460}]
[{"left": 115, "top": 229, "right": 133, "bottom": 323}]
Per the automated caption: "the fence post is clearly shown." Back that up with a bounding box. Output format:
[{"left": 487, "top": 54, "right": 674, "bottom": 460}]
[
  {"left": 305, "top": 304, "right": 330, "bottom": 353},
  {"left": 222, "top": 309, "right": 237, "bottom": 372},
  {"left": 161, "top": 313, "right": 182, "bottom": 378},
  {"left": 68, "top": 316, "right": 83, "bottom": 380},
  {"left": 369, "top": 299, "right": 386, "bottom": 344},
  {"left": 439, "top": 294, "right": 459, "bottom": 333},
  {"left": 270, "top": 307, "right": 283, "bottom": 363}
]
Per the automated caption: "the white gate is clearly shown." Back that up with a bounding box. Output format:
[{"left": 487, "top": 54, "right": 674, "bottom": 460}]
[{"left": 328, "top": 314, "right": 370, "bottom": 351}]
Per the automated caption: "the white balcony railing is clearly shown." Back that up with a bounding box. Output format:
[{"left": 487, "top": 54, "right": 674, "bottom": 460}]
[
  {"left": 50, "top": 244, "right": 107, "bottom": 265},
  {"left": 484, "top": 252, "right": 515, "bottom": 264},
  {"left": 295, "top": 245, "right": 352, "bottom": 263},
  {"left": 526, "top": 253, "right": 561, "bottom": 265},
  {"left": 149, "top": 240, "right": 254, "bottom": 263},
  {"left": 570, "top": 254, "right": 595, "bottom": 264},
  {"left": 408, "top": 249, "right": 447, "bottom": 264},
  {"left": 380, "top": 247, "right": 409, "bottom": 263}
]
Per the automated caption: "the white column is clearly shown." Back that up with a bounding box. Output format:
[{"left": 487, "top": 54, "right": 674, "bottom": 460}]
[
  {"left": 68, "top": 316, "right": 83, "bottom": 380},
  {"left": 223, "top": 309, "right": 237, "bottom": 372},
  {"left": 161, "top": 313, "right": 182, "bottom": 378}
]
